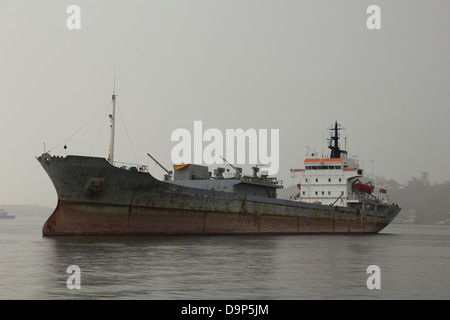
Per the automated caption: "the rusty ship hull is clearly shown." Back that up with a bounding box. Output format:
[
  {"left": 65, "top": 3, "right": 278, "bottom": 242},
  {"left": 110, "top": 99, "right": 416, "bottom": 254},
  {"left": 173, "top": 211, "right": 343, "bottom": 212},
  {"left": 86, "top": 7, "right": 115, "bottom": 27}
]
[{"left": 37, "top": 153, "right": 400, "bottom": 236}]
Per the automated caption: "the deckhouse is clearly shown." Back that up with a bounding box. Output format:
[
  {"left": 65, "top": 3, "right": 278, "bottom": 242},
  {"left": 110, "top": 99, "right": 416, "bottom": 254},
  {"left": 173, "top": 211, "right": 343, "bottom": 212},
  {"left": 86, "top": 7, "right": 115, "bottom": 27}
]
[{"left": 291, "top": 122, "right": 389, "bottom": 207}]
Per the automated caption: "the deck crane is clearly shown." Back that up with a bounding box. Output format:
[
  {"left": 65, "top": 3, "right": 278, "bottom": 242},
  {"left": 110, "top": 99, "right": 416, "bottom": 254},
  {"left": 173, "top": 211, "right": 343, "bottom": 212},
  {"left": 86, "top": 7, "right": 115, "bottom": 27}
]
[
  {"left": 220, "top": 156, "right": 242, "bottom": 179},
  {"left": 147, "top": 153, "right": 173, "bottom": 180}
]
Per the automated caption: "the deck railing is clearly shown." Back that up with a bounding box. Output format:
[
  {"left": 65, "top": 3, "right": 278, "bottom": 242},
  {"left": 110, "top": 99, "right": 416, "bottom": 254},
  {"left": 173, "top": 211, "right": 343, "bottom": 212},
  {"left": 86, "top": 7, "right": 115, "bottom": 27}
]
[{"left": 114, "top": 161, "right": 148, "bottom": 172}]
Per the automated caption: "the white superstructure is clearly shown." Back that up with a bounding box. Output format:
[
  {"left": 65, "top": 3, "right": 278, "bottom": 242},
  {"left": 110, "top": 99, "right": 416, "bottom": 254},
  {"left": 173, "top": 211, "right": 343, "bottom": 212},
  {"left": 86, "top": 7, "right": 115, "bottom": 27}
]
[{"left": 291, "top": 122, "right": 389, "bottom": 207}]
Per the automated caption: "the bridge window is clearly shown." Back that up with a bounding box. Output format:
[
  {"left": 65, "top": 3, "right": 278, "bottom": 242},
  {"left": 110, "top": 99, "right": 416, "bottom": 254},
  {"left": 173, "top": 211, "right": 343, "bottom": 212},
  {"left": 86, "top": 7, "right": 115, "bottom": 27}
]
[
  {"left": 328, "top": 191, "right": 331, "bottom": 195},
  {"left": 315, "top": 178, "right": 318, "bottom": 182},
  {"left": 315, "top": 191, "right": 318, "bottom": 195},
  {"left": 328, "top": 178, "right": 331, "bottom": 182}
]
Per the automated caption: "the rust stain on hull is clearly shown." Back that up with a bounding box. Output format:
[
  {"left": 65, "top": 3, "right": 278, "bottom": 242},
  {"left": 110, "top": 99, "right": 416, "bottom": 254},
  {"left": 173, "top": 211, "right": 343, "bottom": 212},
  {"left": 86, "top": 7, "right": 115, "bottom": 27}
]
[{"left": 43, "top": 200, "right": 392, "bottom": 236}]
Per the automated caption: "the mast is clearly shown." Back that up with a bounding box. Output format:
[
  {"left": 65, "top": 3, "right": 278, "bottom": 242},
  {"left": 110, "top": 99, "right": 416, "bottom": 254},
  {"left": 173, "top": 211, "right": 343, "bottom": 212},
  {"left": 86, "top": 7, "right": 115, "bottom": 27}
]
[
  {"left": 328, "top": 121, "right": 343, "bottom": 159},
  {"left": 108, "top": 91, "right": 116, "bottom": 164}
]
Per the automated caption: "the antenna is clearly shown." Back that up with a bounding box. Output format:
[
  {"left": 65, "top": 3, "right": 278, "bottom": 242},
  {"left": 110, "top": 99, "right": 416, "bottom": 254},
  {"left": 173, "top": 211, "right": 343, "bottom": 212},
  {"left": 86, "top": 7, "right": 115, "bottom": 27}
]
[
  {"left": 356, "top": 128, "right": 359, "bottom": 162},
  {"left": 321, "top": 118, "right": 325, "bottom": 159},
  {"left": 113, "top": 66, "right": 116, "bottom": 92}
]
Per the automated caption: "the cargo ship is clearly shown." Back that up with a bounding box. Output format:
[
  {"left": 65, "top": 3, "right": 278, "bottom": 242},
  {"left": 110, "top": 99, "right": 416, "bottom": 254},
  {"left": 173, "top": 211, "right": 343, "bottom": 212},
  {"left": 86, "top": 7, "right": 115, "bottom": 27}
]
[{"left": 37, "top": 92, "right": 400, "bottom": 235}]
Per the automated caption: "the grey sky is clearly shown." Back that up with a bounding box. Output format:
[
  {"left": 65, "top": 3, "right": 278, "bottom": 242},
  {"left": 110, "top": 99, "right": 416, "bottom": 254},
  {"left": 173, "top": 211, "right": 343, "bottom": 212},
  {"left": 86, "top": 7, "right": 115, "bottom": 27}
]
[{"left": 1, "top": 0, "right": 449, "bottom": 207}]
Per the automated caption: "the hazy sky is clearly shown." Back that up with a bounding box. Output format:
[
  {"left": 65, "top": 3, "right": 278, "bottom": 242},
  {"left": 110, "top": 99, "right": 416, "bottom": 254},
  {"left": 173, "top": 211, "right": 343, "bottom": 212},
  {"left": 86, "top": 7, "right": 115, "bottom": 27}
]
[{"left": 1, "top": 0, "right": 449, "bottom": 207}]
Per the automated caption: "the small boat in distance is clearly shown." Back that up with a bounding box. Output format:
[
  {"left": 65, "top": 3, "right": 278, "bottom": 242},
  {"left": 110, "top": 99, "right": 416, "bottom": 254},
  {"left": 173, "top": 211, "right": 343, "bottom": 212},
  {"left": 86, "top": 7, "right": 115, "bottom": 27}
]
[{"left": 0, "top": 209, "right": 15, "bottom": 219}]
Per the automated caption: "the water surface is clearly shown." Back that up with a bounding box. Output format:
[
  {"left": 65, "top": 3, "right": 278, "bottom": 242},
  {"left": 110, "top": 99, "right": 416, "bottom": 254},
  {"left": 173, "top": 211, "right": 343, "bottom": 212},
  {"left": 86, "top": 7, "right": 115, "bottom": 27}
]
[{"left": 0, "top": 215, "right": 449, "bottom": 300}]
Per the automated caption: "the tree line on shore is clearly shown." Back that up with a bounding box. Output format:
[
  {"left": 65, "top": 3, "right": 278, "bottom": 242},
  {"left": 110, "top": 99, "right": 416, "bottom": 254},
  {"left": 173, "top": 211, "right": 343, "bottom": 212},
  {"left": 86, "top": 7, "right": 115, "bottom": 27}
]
[{"left": 380, "top": 176, "right": 450, "bottom": 224}]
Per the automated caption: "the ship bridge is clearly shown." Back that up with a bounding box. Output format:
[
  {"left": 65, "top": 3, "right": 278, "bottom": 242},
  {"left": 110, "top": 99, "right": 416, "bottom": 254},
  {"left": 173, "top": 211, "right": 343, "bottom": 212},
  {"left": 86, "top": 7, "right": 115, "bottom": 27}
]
[{"left": 291, "top": 156, "right": 363, "bottom": 207}]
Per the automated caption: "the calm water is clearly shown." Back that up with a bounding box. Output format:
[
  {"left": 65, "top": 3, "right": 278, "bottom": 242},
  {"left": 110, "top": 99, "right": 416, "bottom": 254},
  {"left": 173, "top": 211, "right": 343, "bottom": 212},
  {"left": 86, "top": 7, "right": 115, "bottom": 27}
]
[{"left": 0, "top": 213, "right": 449, "bottom": 300}]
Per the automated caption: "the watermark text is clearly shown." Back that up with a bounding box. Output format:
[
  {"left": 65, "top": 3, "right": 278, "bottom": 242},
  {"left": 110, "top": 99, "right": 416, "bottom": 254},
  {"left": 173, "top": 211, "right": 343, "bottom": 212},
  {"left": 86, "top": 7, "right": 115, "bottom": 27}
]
[
  {"left": 66, "top": 265, "right": 81, "bottom": 289},
  {"left": 171, "top": 121, "right": 279, "bottom": 175}
]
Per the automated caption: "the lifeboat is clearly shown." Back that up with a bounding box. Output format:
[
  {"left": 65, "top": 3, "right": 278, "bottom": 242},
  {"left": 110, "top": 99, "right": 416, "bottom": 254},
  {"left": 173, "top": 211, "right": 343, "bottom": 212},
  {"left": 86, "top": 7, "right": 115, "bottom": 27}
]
[{"left": 355, "top": 182, "right": 375, "bottom": 194}]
